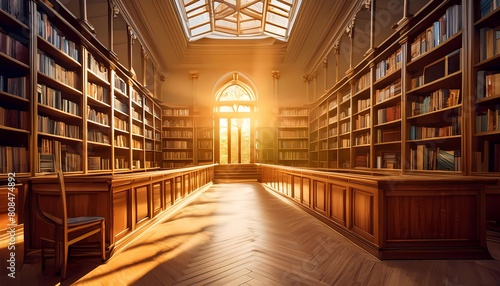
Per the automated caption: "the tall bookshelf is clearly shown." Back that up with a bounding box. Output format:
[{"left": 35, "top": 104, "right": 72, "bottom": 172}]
[
  {"left": 277, "top": 107, "right": 309, "bottom": 167},
  {"left": 35, "top": 0, "right": 83, "bottom": 173},
  {"left": 306, "top": 0, "right": 470, "bottom": 175},
  {"left": 161, "top": 106, "right": 194, "bottom": 168},
  {"left": 471, "top": 0, "right": 500, "bottom": 174},
  {"left": 195, "top": 115, "right": 214, "bottom": 165},
  {"left": 0, "top": 0, "right": 164, "bottom": 179},
  {"left": 0, "top": 0, "right": 30, "bottom": 176}
]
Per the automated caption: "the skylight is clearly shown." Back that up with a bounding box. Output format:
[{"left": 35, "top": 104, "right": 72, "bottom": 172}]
[{"left": 174, "top": 0, "right": 302, "bottom": 41}]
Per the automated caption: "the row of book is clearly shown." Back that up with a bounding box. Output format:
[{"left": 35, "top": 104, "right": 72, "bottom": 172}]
[
  {"left": 354, "top": 113, "right": 370, "bottom": 130},
  {"left": 473, "top": 140, "right": 500, "bottom": 172},
  {"left": 354, "top": 132, "right": 370, "bottom": 146},
  {"left": 87, "top": 82, "right": 110, "bottom": 104},
  {"left": 132, "top": 107, "right": 142, "bottom": 121},
  {"left": 376, "top": 152, "right": 400, "bottom": 169},
  {"left": 409, "top": 118, "right": 461, "bottom": 140},
  {"left": 197, "top": 141, "right": 212, "bottom": 149},
  {"left": 479, "top": 0, "right": 500, "bottom": 18},
  {"left": 375, "top": 79, "right": 401, "bottom": 103},
  {"left": 328, "top": 114, "right": 338, "bottom": 125},
  {"left": 376, "top": 103, "right": 401, "bottom": 124},
  {"left": 131, "top": 123, "right": 143, "bottom": 135},
  {"left": 477, "top": 71, "right": 500, "bottom": 99},
  {"left": 0, "top": 107, "right": 29, "bottom": 130},
  {"left": 132, "top": 139, "right": 143, "bottom": 149},
  {"left": 198, "top": 151, "right": 213, "bottom": 160},
  {"left": 0, "top": 145, "right": 28, "bottom": 173},
  {"left": 479, "top": 27, "right": 500, "bottom": 61},
  {"left": 162, "top": 108, "right": 190, "bottom": 116},
  {"left": 36, "top": 11, "right": 79, "bottom": 61},
  {"left": 38, "top": 84, "right": 80, "bottom": 115},
  {"left": 145, "top": 129, "right": 154, "bottom": 139},
  {"left": 87, "top": 52, "right": 108, "bottom": 81},
  {"left": 354, "top": 154, "right": 369, "bottom": 168},
  {"left": 409, "top": 146, "right": 461, "bottom": 171},
  {"left": 87, "top": 106, "right": 109, "bottom": 125},
  {"left": 115, "top": 134, "right": 128, "bottom": 147},
  {"left": 37, "top": 51, "right": 78, "bottom": 87},
  {"left": 278, "top": 141, "right": 307, "bottom": 149},
  {"left": 375, "top": 48, "right": 402, "bottom": 80},
  {"left": 340, "top": 122, "right": 350, "bottom": 134},
  {"left": 1, "top": 0, "right": 27, "bottom": 23},
  {"left": 163, "top": 140, "right": 192, "bottom": 149},
  {"left": 131, "top": 89, "right": 143, "bottom": 106},
  {"left": 0, "top": 76, "right": 27, "bottom": 98},
  {"left": 162, "top": 151, "right": 193, "bottom": 159},
  {"left": 113, "top": 116, "right": 128, "bottom": 131},
  {"left": 356, "top": 97, "right": 370, "bottom": 112},
  {"left": 88, "top": 130, "right": 110, "bottom": 144},
  {"left": 0, "top": 30, "right": 28, "bottom": 63},
  {"left": 162, "top": 130, "right": 193, "bottom": 138},
  {"left": 409, "top": 89, "right": 460, "bottom": 116},
  {"left": 278, "top": 118, "right": 308, "bottom": 127},
  {"left": 114, "top": 157, "right": 129, "bottom": 169},
  {"left": 355, "top": 72, "right": 370, "bottom": 93},
  {"left": 38, "top": 115, "right": 80, "bottom": 139},
  {"left": 410, "top": 4, "right": 462, "bottom": 60},
  {"left": 162, "top": 119, "right": 193, "bottom": 127},
  {"left": 340, "top": 138, "right": 350, "bottom": 148},
  {"left": 475, "top": 104, "right": 500, "bottom": 133},
  {"left": 376, "top": 128, "right": 401, "bottom": 143},
  {"left": 114, "top": 97, "right": 128, "bottom": 114},
  {"left": 329, "top": 127, "right": 337, "bottom": 137},
  {"left": 279, "top": 108, "right": 308, "bottom": 116},
  {"left": 278, "top": 130, "right": 308, "bottom": 138},
  {"left": 88, "top": 156, "right": 111, "bottom": 170},
  {"left": 278, "top": 151, "right": 308, "bottom": 160},
  {"left": 114, "top": 75, "right": 127, "bottom": 95}
]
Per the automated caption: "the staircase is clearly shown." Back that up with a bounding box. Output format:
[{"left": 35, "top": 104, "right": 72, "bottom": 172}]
[{"left": 213, "top": 164, "right": 261, "bottom": 183}]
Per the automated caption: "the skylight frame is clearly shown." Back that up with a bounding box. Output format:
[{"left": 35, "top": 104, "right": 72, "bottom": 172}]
[{"left": 174, "top": 0, "right": 302, "bottom": 41}]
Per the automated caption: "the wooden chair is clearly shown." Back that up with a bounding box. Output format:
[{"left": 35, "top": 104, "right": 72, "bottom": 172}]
[{"left": 35, "top": 169, "right": 106, "bottom": 279}]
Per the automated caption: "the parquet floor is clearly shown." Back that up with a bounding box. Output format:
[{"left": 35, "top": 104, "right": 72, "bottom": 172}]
[{"left": 10, "top": 182, "right": 500, "bottom": 285}]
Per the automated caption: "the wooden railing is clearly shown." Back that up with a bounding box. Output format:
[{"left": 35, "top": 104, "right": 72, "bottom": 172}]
[
  {"left": 257, "top": 164, "right": 499, "bottom": 259},
  {"left": 26, "top": 165, "right": 215, "bottom": 257}
]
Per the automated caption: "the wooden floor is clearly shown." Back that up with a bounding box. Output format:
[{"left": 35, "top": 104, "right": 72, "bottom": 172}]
[{"left": 9, "top": 182, "right": 500, "bottom": 285}]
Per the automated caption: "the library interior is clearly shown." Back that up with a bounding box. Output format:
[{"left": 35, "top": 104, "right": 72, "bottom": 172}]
[{"left": 1, "top": 0, "right": 500, "bottom": 284}]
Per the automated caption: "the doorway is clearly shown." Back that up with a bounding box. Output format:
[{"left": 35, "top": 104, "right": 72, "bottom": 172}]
[
  {"left": 219, "top": 117, "right": 251, "bottom": 164},
  {"left": 213, "top": 74, "right": 257, "bottom": 164}
]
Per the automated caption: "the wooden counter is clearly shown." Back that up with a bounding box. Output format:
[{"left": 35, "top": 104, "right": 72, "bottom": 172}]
[
  {"left": 258, "top": 164, "right": 499, "bottom": 259},
  {"left": 25, "top": 165, "right": 215, "bottom": 257}
]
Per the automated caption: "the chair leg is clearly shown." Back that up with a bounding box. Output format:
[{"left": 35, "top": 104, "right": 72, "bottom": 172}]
[
  {"left": 100, "top": 220, "right": 106, "bottom": 262},
  {"left": 61, "top": 243, "right": 69, "bottom": 280}
]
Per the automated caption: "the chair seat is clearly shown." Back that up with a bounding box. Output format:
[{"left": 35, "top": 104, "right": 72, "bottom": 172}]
[{"left": 68, "top": 216, "right": 105, "bottom": 226}]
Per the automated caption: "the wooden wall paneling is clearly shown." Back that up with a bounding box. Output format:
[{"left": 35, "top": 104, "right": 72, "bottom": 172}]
[
  {"left": 135, "top": 185, "right": 149, "bottom": 225},
  {"left": 351, "top": 187, "right": 375, "bottom": 241},
  {"left": 152, "top": 182, "right": 162, "bottom": 216},
  {"left": 175, "top": 176, "right": 182, "bottom": 202},
  {"left": 293, "top": 176, "right": 301, "bottom": 201},
  {"left": 163, "top": 178, "right": 172, "bottom": 208},
  {"left": 113, "top": 187, "right": 130, "bottom": 242},
  {"left": 329, "top": 183, "right": 347, "bottom": 226},
  {"left": 302, "top": 178, "right": 310, "bottom": 207},
  {"left": 313, "top": 180, "right": 327, "bottom": 215}
]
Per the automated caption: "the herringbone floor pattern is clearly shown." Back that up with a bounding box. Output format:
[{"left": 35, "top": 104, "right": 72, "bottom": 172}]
[{"left": 14, "top": 182, "right": 500, "bottom": 285}]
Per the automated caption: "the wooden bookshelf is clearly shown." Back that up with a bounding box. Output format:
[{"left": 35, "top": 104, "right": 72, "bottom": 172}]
[
  {"left": 277, "top": 107, "right": 309, "bottom": 167},
  {"left": 161, "top": 106, "right": 194, "bottom": 168},
  {"left": 0, "top": 0, "right": 30, "bottom": 177},
  {"left": 0, "top": 0, "right": 164, "bottom": 179}
]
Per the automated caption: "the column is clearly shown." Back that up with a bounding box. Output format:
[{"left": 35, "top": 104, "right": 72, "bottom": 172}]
[
  {"left": 189, "top": 71, "right": 199, "bottom": 114},
  {"left": 271, "top": 70, "right": 280, "bottom": 114}
]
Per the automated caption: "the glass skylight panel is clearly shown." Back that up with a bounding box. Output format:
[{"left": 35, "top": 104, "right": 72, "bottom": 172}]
[{"left": 175, "top": 0, "right": 301, "bottom": 41}]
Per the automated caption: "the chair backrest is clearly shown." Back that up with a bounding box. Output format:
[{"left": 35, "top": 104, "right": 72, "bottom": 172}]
[{"left": 56, "top": 168, "right": 69, "bottom": 231}]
